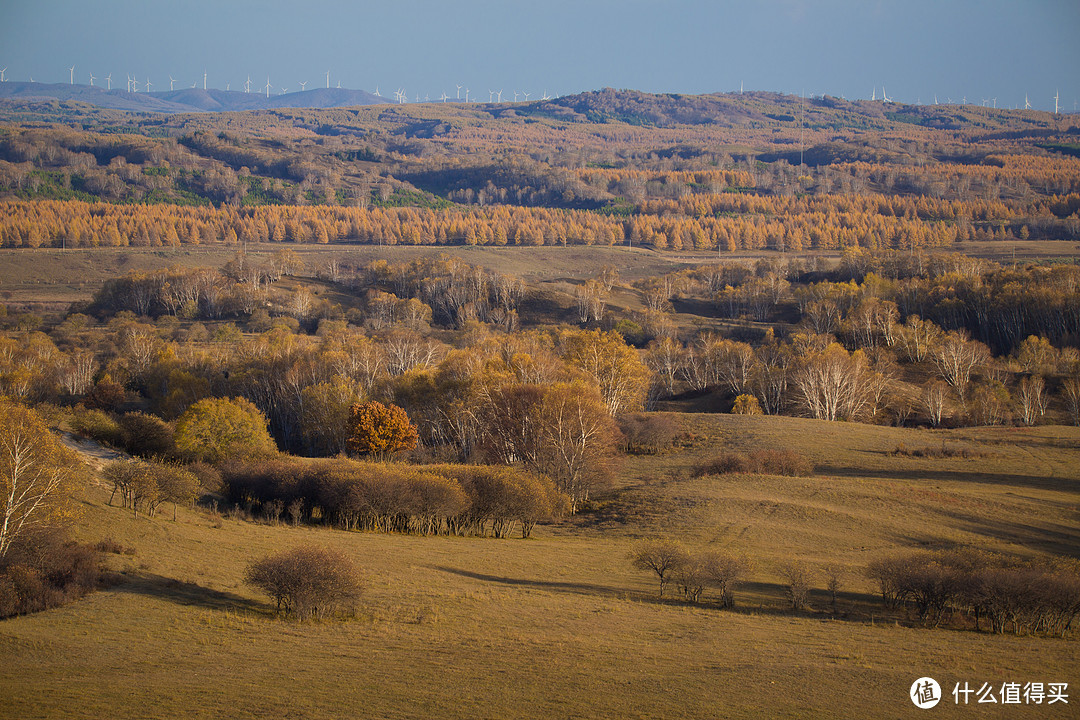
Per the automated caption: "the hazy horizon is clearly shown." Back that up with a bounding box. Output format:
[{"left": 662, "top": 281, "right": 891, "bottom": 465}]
[{"left": 1, "top": 0, "right": 1078, "bottom": 112}]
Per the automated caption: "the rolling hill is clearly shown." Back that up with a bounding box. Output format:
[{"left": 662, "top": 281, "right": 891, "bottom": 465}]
[{"left": 0, "top": 81, "right": 386, "bottom": 114}]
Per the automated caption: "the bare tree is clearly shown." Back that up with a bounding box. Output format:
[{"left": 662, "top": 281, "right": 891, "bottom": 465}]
[
  {"left": 1014, "top": 375, "right": 1047, "bottom": 426},
  {"left": 932, "top": 331, "right": 990, "bottom": 401},
  {"left": 630, "top": 539, "right": 689, "bottom": 597},
  {"left": 922, "top": 380, "right": 951, "bottom": 427}
]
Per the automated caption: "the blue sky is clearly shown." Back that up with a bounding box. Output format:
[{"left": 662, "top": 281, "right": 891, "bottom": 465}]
[{"left": 1, "top": 0, "right": 1077, "bottom": 111}]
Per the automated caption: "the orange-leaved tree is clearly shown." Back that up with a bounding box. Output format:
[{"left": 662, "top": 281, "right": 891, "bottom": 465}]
[{"left": 345, "top": 401, "right": 419, "bottom": 461}]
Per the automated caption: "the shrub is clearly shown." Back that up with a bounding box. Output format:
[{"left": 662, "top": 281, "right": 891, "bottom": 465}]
[
  {"left": 692, "top": 449, "right": 813, "bottom": 477},
  {"left": 731, "top": 394, "right": 762, "bottom": 415},
  {"left": 618, "top": 413, "right": 679, "bottom": 455},
  {"left": 780, "top": 562, "right": 813, "bottom": 611},
  {"left": 866, "top": 549, "right": 1080, "bottom": 636},
  {"left": 0, "top": 530, "right": 102, "bottom": 618},
  {"left": 70, "top": 407, "right": 125, "bottom": 447},
  {"left": 245, "top": 544, "right": 362, "bottom": 621},
  {"left": 117, "top": 411, "right": 175, "bottom": 458}
]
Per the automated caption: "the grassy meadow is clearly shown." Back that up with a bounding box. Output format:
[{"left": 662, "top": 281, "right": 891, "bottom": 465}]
[{"left": 2, "top": 414, "right": 1078, "bottom": 719}]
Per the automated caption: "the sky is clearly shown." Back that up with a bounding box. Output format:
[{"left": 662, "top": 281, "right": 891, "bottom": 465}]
[{"left": 1, "top": 0, "right": 1077, "bottom": 111}]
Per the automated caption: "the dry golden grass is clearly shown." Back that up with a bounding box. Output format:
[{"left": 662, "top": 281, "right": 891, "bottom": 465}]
[{"left": 2, "top": 414, "right": 1078, "bottom": 718}]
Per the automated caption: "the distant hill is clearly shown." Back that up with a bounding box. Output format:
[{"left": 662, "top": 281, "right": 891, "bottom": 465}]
[{"left": 0, "top": 81, "right": 387, "bottom": 113}]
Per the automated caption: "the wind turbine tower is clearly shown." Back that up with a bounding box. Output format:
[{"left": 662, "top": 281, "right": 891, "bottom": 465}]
[
  {"left": 105, "top": 73, "right": 111, "bottom": 90},
  {"left": 1054, "top": 89, "right": 1060, "bottom": 114},
  {"left": 169, "top": 75, "right": 176, "bottom": 91},
  {"left": 265, "top": 77, "right": 272, "bottom": 98},
  {"left": 89, "top": 72, "right": 95, "bottom": 87},
  {"left": 245, "top": 76, "right": 251, "bottom": 93},
  {"left": 69, "top": 65, "right": 75, "bottom": 84},
  {"left": 146, "top": 78, "right": 153, "bottom": 93},
  {"left": 456, "top": 84, "right": 462, "bottom": 100},
  {"left": 0, "top": 68, "right": 6, "bottom": 83},
  {"left": 298, "top": 80, "right": 307, "bottom": 91},
  {"left": 326, "top": 70, "right": 330, "bottom": 89},
  {"left": 1024, "top": 94, "right": 1031, "bottom": 110}
]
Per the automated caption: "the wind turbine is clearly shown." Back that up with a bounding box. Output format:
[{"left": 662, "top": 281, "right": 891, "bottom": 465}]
[
  {"left": 513, "top": 90, "right": 519, "bottom": 102},
  {"left": 440, "top": 92, "right": 448, "bottom": 102},
  {"left": 1054, "top": 89, "right": 1060, "bottom": 114},
  {"left": 89, "top": 72, "right": 95, "bottom": 87},
  {"left": 69, "top": 65, "right": 75, "bottom": 84},
  {"left": 871, "top": 87, "right": 876, "bottom": 101},
  {"left": 226, "top": 83, "right": 230, "bottom": 91},
  {"left": 456, "top": 84, "right": 462, "bottom": 99},
  {"left": 169, "top": 75, "right": 176, "bottom": 91},
  {"left": 0, "top": 68, "right": 6, "bottom": 83},
  {"left": 337, "top": 80, "right": 341, "bottom": 88},
  {"left": 882, "top": 86, "right": 891, "bottom": 103},
  {"left": 298, "top": 80, "right": 307, "bottom": 91},
  {"left": 374, "top": 85, "right": 381, "bottom": 97},
  {"left": 465, "top": 88, "right": 469, "bottom": 102},
  {"left": 244, "top": 76, "right": 251, "bottom": 93},
  {"left": 488, "top": 89, "right": 494, "bottom": 102},
  {"left": 105, "top": 73, "right": 111, "bottom": 90},
  {"left": 523, "top": 91, "right": 531, "bottom": 101},
  {"left": 326, "top": 70, "right": 330, "bottom": 89},
  {"left": 203, "top": 71, "right": 207, "bottom": 90},
  {"left": 1024, "top": 94, "right": 1031, "bottom": 110},
  {"left": 541, "top": 91, "right": 550, "bottom": 101},
  {"left": 264, "top": 77, "right": 272, "bottom": 98},
  {"left": 132, "top": 77, "right": 140, "bottom": 93},
  {"left": 126, "top": 74, "right": 131, "bottom": 93},
  {"left": 145, "top": 77, "right": 152, "bottom": 93}
]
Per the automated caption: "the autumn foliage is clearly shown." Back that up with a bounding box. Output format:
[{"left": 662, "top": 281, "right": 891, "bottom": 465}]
[{"left": 345, "top": 401, "right": 419, "bottom": 460}]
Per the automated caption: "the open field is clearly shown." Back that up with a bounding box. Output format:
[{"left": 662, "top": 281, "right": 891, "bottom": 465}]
[{"left": 2, "top": 414, "right": 1077, "bottom": 719}]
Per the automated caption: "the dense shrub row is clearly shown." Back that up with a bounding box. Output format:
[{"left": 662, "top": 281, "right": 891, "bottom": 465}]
[
  {"left": 692, "top": 449, "right": 814, "bottom": 477},
  {"left": 220, "top": 458, "right": 568, "bottom": 538},
  {"left": 867, "top": 550, "right": 1080, "bottom": 636}
]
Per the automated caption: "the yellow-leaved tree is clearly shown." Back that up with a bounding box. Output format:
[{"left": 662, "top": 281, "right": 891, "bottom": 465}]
[
  {"left": 345, "top": 401, "right": 419, "bottom": 461},
  {"left": 0, "top": 401, "right": 82, "bottom": 559},
  {"left": 174, "top": 397, "right": 278, "bottom": 463}
]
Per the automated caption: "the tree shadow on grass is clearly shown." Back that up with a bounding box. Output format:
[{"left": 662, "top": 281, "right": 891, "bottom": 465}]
[
  {"left": 430, "top": 565, "right": 889, "bottom": 622},
  {"left": 431, "top": 565, "right": 626, "bottom": 599},
  {"left": 109, "top": 571, "right": 263, "bottom": 613},
  {"left": 816, "top": 464, "right": 1077, "bottom": 493}
]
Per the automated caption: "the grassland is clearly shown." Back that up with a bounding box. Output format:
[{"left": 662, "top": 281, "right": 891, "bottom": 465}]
[
  {"left": 3, "top": 239, "right": 1079, "bottom": 310},
  {"left": 1, "top": 414, "right": 1077, "bottom": 719}
]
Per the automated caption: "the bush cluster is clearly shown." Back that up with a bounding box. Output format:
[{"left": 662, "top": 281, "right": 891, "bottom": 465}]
[
  {"left": 220, "top": 458, "right": 567, "bottom": 539},
  {"left": 0, "top": 531, "right": 101, "bottom": 618},
  {"left": 692, "top": 449, "right": 813, "bottom": 477},
  {"left": 245, "top": 544, "right": 361, "bottom": 621},
  {"left": 867, "top": 550, "right": 1080, "bottom": 636}
]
